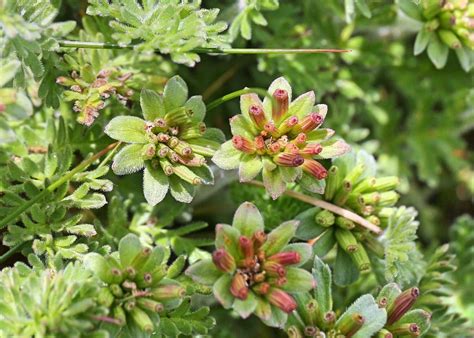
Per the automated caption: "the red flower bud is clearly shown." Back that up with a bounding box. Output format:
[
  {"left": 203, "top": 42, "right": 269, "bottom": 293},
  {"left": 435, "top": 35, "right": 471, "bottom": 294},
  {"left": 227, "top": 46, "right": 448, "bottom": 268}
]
[
  {"left": 253, "top": 282, "right": 271, "bottom": 295},
  {"left": 268, "top": 251, "right": 301, "bottom": 265},
  {"left": 252, "top": 231, "right": 267, "bottom": 249},
  {"left": 249, "top": 104, "right": 267, "bottom": 129},
  {"left": 268, "top": 142, "right": 281, "bottom": 154},
  {"left": 212, "top": 249, "right": 236, "bottom": 272},
  {"left": 267, "top": 288, "right": 297, "bottom": 313},
  {"left": 302, "top": 159, "right": 328, "bottom": 179},
  {"left": 387, "top": 287, "right": 420, "bottom": 325},
  {"left": 285, "top": 143, "right": 300, "bottom": 154},
  {"left": 264, "top": 121, "right": 279, "bottom": 137},
  {"left": 263, "top": 261, "right": 287, "bottom": 277},
  {"left": 298, "top": 113, "right": 324, "bottom": 132},
  {"left": 278, "top": 115, "right": 299, "bottom": 134},
  {"left": 300, "top": 143, "right": 323, "bottom": 156},
  {"left": 232, "top": 135, "right": 256, "bottom": 154},
  {"left": 272, "top": 89, "right": 289, "bottom": 122},
  {"left": 230, "top": 273, "right": 249, "bottom": 300},
  {"left": 255, "top": 136, "right": 265, "bottom": 151},
  {"left": 294, "top": 132, "right": 307, "bottom": 145},
  {"left": 239, "top": 236, "right": 254, "bottom": 259},
  {"left": 273, "top": 153, "right": 305, "bottom": 167}
]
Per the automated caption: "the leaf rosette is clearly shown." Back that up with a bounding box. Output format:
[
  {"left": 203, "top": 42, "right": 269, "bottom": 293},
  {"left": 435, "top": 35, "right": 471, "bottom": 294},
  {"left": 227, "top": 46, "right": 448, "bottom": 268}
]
[
  {"left": 212, "top": 77, "right": 350, "bottom": 199},
  {"left": 105, "top": 75, "right": 223, "bottom": 205},
  {"left": 186, "top": 202, "right": 315, "bottom": 327}
]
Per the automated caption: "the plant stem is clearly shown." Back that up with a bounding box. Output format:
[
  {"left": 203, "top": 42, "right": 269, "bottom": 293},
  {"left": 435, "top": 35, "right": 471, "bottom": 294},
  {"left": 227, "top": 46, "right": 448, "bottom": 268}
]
[
  {"left": 0, "top": 142, "right": 119, "bottom": 230},
  {"left": 247, "top": 180, "right": 382, "bottom": 235},
  {"left": 98, "top": 142, "right": 122, "bottom": 168},
  {"left": 0, "top": 242, "right": 28, "bottom": 264},
  {"left": 206, "top": 88, "right": 273, "bottom": 112},
  {"left": 58, "top": 40, "right": 350, "bottom": 54}
]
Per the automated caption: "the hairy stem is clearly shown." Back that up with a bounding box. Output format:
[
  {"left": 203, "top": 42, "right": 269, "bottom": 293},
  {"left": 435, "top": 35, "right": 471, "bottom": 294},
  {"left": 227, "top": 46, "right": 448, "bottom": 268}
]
[
  {"left": 58, "top": 40, "right": 350, "bottom": 54},
  {"left": 206, "top": 88, "right": 273, "bottom": 112},
  {"left": 0, "top": 142, "right": 119, "bottom": 230},
  {"left": 247, "top": 180, "right": 382, "bottom": 234}
]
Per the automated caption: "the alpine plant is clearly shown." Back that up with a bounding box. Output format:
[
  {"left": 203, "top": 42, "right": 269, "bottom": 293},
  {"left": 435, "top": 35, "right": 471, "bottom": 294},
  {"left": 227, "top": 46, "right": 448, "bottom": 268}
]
[
  {"left": 212, "top": 77, "right": 350, "bottom": 199},
  {"left": 83, "top": 234, "right": 190, "bottom": 334},
  {"left": 105, "top": 76, "right": 222, "bottom": 205},
  {"left": 186, "top": 202, "right": 315, "bottom": 327}
]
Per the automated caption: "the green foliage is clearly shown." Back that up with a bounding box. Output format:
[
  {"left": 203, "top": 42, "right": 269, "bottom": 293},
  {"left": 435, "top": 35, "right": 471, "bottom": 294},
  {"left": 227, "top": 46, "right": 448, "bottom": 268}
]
[
  {"left": 229, "top": 0, "right": 279, "bottom": 40},
  {"left": 0, "top": 261, "right": 108, "bottom": 337},
  {"left": 86, "top": 0, "right": 229, "bottom": 66}
]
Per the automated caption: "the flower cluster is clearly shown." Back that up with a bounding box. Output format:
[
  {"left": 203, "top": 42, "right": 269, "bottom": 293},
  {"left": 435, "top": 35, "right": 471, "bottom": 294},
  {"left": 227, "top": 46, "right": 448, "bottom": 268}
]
[
  {"left": 376, "top": 284, "right": 431, "bottom": 337},
  {"left": 212, "top": 77, "right": 350, "bottom": 199},
  {"left": 57, "top": 68, "right": 134, "bottom": 126},
  {"left": 186, "top": 202, "right": 315, "bottom": 327},
  {"left": 403, "top": 0, "right": 474, "bottom": 70},
  {"left": 105, "top": 76, "right": 222, "bottom": 205},
  {"left": 84, "top": 234, "right": 188, "bottom": 333},
  {"left": 295, "top": 151, "right": 400, "bottom": 275}
]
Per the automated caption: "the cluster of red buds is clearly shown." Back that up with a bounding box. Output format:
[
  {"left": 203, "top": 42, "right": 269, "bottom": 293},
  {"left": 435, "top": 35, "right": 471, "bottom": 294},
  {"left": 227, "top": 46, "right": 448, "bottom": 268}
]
[
  {"left": 84, "top": 234, "right": 186, "bottom": 333},
  {"left": 57, "top": 68, "right": 134, "bottom": 126},
  {"left": 212, "top": 77, "right": 350, "bottom": 199},
  {"left": 376, "top": 284, "right": 431, "bottom": 337},
  {"left": 186, "top": 202, "right": 315, "bottom": 326}
]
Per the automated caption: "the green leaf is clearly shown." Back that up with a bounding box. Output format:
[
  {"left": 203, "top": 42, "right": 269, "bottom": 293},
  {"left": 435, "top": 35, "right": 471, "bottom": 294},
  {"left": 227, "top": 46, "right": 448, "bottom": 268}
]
[
  {"left": 334, "top": 247, "right": 359, "bottom": 286},
  {"left": 427, "top": 35, "right": 449, "bottom": 69},
  {"left": 312, "top": 228, "right": 336, "bottom": 257},
  {"left": 338, "top": 294, "right": 387, "bottom": 338},
  {"left": 281, "top": 267, "right": 315, "bottom": 292},
  {"left": 232, "top": 202, "right": 265, "bottom": 237},
  {"left": 262, "top": 167, "right": 286, "bottom": 200},
  {"left": 288, "top": 91, "right": 315, "bottom": 119},
  {"left": 399, "top": 0, "right": 423, "bottom": 21},
  {"left": 355, "top": 0, "right": 371, "bottom": 18},
  {"left": 112, "top": 144, "right": 145, "bottom": 175},
  {"left": 169, "top": 176, "right": 195, "bottom": 203},
  {"left": 212, "top": 140, "right": 242, "bottom": 170},
  {"left": 295, "top": 207, "right": 325, "bottom": 240},
  {"left": 261, "top": 220, "right": 299, "bottom": 256},
  {"left": 104, "top": 116, "right": 148, "bottom": 143},
  {"left": 213, "top": 274, "right": 234, "bottom": 309},
  {"left": 143, "top": 164, "right": 169, "bottom": 206},
  {"left": 298, "top": 172, "right": 325, "bottom": 194},
  {"left": 414, "top": 29, "right": 432, "bottom": 55},
  {"left": 0, "top": 59, "right": 21, "bottom": 87},
  {"left": 215, "top": 223, "right": 241, "bottom": 258},
  {"left": 164, "top": 75, "right": 188, "bottom": 110},
  {"left": 239, "top": 155, "right": 263, "bottom": 182},
  {"left": 140, "top": 89, "right": 165, "bottom": 121},
  {"left": 455, "top": 47, "right": 473, "bottom": 72},
  {"left": 185, "top": 95, "right": 206, "bottom": 123},
  {"left": 185, "top": 259, "right": 222, "bottom": 285},
  {"left": 233, "top": 292, "right": 258, "bottom": 318},
  {"left": 119, "top": 233, "right": 142, "bottom": 268},
  {"left": 312, "top": 256, "right": 332, "bottom": 314}
]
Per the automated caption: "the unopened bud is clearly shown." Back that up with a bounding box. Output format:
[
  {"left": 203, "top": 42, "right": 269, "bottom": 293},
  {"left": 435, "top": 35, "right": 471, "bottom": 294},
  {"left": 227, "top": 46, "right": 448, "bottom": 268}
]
[
  {"left": 387, "top": 287, "right": 420, "bottom": 325},
  {"left": 137, "top": 298, "right": 164, "bottom": 313},
  {"left": 335, "top": 229, "right": 359, "bottom": 253},
  {"left": 142, "top": 144, "right": 156, "bottom": 160},
  {"left": 298, "top": 113, "right": 323, "bottom": 132},
  {"left": 349, "top": 244, "right": 371, "bottom": 273},
  {"left": 376, "top": 329, "right": 393, "bottom": 338},
  {"left": 253, "top": 282, "right": 271, "bottom": 295},
  {"left": 278, "top": 115, "right": 298, "bottom": 134},
  {"left": 212, "top": 249, "right": 236, "bottom": 272},
  {"left": 336, "top": 312, "right": 365, "bottom": 338},
  {"left": 230, "top": 272, "right": 249, "bottom": 300},
  {"left": 273, "top": 152, "right": 305, "bottom": 167},
  {"left": 267, "top": 251, "right": 301, "bottom": 265},
  {"left": 267, "top": 288, "right": 297, "bottom": 313},
  {"left": 151, "top": 284, "right": 186, "bottom": 300},
  {"left": 335, "top": 216, "right": 356, "bottom": 230},
  {"left": 239, "top": 236, "right": 254, "bottom": 258},
  {"left": 253, "top": 230, "right": 267, "bottom": 249},
  {"left": 272, "top": 89, "right": 289, "bottom": 122},
  {"left": 232, "top": 135, "right": 256, "bottom": 153},
  {"left": 300, "top": 143, "right": 323, "bottom": 155},
  {"left": 390, "top": 323, "right": 420, "bottom": 337},
  {"left": 302, "top": 159, "right": 328, "bottom": 179},
  {"left": 130, "top": 307, "right": 154, "bottom": 333},
  {"left": 315, "top": 209, "right": 335, "bottom": 227},
  {"left": 263, "top": 261, "right": 287, "bottom": 277},
  {"left": 249, "top": 104, "right": 267, "bottom": 129}
]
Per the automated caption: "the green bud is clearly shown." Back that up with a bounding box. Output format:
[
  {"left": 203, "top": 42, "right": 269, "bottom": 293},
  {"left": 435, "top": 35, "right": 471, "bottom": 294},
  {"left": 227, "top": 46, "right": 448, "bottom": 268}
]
[
  {"left": 353, "top": 177, "right": 376, "bottom": 194},
  {"left": 151, "top": 283, "right": 186, "bottom": 300},
  {"left": 130, "top": 306, "right": 154, "bottom": 333},
  {"left": 336, "top": 312, "right": 365, "bottom": 337},
  {"left": 124, "top": 300, "right": 136, "bottom": 312},
  {"left": 378, "top": 191, "right": 400, "bottom": 207},
  {"left": 371, "top": 176, "right": 400, "bottom": 192},
  {"left": 425, "top": 18, "right": 440, "bottom": 32},
  {"left": 172, "top": 164, "right": 203, "bottom": 185},
  {"left": 344, "top": 163, "right": 365, "bottom": 186},
  {"left": 164, "top": 107, "right": 192, "bottom": 125},
  {"left": 335, "top": 229, "right": 359, "bottom": 253},
  {"left": 189, "top": 143, "right": 216, "bottom": 157},
  {"left": 333, "top": 180, "right": 352, "bottom": 206},
  {"left": 148, "top": 265, "right": 168, "bottom": 287},
  {"left": 113, "top": 305, "right": 127, "bottom": 326},
  {"left": 137, "top": 298, "right": 164, "bottom": 313},
  {"left": 422, "top": 0, "right": 442, "bottom": 19},
  {"left": 315, "top": 210, "right": 335, "bottom": 227},
  {"left": 349, "top": 244, "right": 371, "bottom": 273},
  {"left": 388, "top": 323, "right": 420, "bottom": 337},
  {"left": 322, "top": 310, "right": 336, "bottom": 330},
  {"left": 142, "top": 144, "right": 156, "bottom": 160},
  {"left": 324, "top": 165, "right": 342, "bottom": 200},
  {"left": 287, "top": 326, "right": 304, "bottom": 338},
  {"left": 110, "top": 284, "right": 123, "bottom": 297},
  {"left": 438, "top": 29, "right": 463, "bottom": 48},
  {"left": 130, "top": 247, "right": 152, "bottom": 271},
  {"left": 335, "top": 216, "right": 355, "bottom": 230},
  {"left": 97, "top": 288, "right": 114, "bottom": 307},
  {"left": 167, "top": 255, "right": 187, "bottom": 279},
  {"left": 360, "top": 191, "right": 380, "bottom": 205},
  {"left": 376, "top": 329, "right": 393, "bottom": 338}
]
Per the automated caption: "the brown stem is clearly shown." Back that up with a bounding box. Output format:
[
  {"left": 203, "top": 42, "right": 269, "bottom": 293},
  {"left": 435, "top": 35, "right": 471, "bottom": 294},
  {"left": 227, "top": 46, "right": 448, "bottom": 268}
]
[{"left": 247, "top": 180, "right": 382, "bottom": 235}]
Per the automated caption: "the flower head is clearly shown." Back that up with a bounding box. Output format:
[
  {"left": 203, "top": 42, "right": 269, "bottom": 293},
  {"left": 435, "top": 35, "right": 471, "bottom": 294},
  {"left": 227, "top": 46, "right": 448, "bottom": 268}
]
[
  {"left": 105, "top": 76, "right": 223, "bottom": 205},
  {"left": 212, "top": 77, "right": 350, "bottom": 199},
  {"left": 186, "top": 202, "right": 315, "bottom": 327}
]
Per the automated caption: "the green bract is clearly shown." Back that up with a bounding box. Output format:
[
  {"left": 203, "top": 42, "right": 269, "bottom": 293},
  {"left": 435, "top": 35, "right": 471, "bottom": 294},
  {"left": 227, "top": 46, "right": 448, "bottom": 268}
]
[
  {"left": 186, "top": 202, "right": 315, "bottom": 327},
  {"left": 401, "top": 0, "right": 474, "bottom": 71},
  {"left": 212, "top": 77, "right": 350, "bottom": 199},
  {"left": 83, "top": 234, "right": 215, "bottom": 336},
  {"left": 105, "top": 75, "right": 223, "bottom": 205}
]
